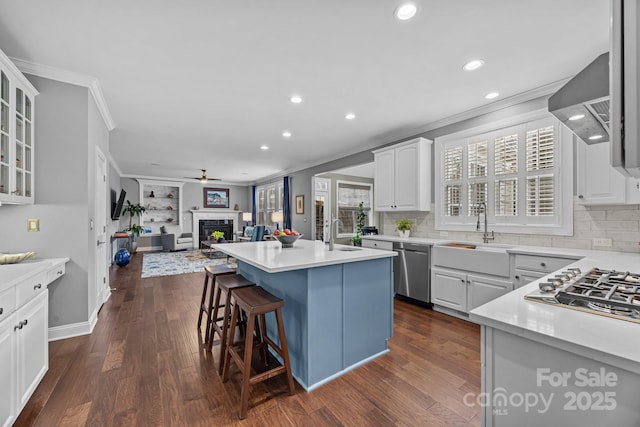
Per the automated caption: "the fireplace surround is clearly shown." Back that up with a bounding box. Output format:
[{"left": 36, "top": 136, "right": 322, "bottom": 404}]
[{"left": 191, "top": 210, "right": 240, "bottom": 245}]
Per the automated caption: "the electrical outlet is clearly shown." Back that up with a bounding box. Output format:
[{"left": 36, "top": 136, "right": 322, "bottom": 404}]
[{"left": 592, "top": 238, "right": 612, "bottom": 247}]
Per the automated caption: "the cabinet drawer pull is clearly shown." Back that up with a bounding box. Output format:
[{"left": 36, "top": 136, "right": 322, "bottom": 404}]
[
  {"left": 57, "top": 270, "right": 63, "bottom": 275},
  {"left": 23, "top": 319, "right": 28, "bottom": 326},
  {"left": 540, "top": 262, "right": 546, "bottom": 267},
  {"left": 515, "top": 275, "right": 520, "bottom": 279},
  {"left": 460, "top": 279, "right": 465, "bottom": 283},
  {"left": 14, "top": 321, "right": 25, "bottom": 331},
  {"left": 34, "top": 283, "right": 42, "bottom": 290}
]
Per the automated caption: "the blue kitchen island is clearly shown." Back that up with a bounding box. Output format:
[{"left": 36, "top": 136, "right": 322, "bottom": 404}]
[{"left": 212, "top": 239, "right": 396, "bottom": 391}]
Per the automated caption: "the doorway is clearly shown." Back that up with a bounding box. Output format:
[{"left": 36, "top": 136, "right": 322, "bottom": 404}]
[
  {"left": 94, "top": 147, "right": 109, "bottom": 317},
  {"left": 312, "top": 177, "right": 331, "bottom": 241}
]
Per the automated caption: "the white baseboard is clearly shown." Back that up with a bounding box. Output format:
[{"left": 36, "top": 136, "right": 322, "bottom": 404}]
[
  {"left": 48, "top": 290, "right": 112, "bottom": 342},
  {"left": 137, "top": 245, "right": 163, "bottom": 252},
  {"left": 48, "top": 321, "right": 93, "bottom": 341}
]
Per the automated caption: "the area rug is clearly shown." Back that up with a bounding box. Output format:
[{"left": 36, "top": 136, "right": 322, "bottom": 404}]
[{"left": 141, "top": 250, "right": 235, "bottom": 278}]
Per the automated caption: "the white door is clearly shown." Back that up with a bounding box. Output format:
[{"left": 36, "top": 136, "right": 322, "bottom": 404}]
[
  {"left": 95, "top": 148, "right": 109, "bottom": 308},
  {"left": 373, "top": 149, "right": 395, "bottom": 210},
  {"left": 312, "top": 177, "right": 331, "bottom": 242}
]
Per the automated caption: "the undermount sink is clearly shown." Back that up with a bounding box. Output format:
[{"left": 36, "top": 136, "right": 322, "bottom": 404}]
[
  {"left": 335, "top": 247, "right": 362, "bottom": 252},
  {"left": 433, "top": 242, "right": 513, "bottom": 276}
]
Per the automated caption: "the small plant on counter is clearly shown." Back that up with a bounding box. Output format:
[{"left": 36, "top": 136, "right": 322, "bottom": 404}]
[{"left": 395, "top": 219, "right": 413, "bottom": 232}]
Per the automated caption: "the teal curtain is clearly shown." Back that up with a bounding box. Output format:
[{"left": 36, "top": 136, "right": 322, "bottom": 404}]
[{"left": 283, "top": 176, "right": 291, "bottom": 230}]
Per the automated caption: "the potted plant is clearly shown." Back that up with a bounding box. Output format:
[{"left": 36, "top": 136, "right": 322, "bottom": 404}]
[
  {"left": 352, "top": 201, "right": 366, "bottom": 246},
  {"left": 210, "top": 231, "right": 225, "bottom": 242},
  {"left": 122, "top": 200, "right": 146, "bottom": 252},
  {"left": 396, "top": 219, "right": 413, "bottom": 238}
]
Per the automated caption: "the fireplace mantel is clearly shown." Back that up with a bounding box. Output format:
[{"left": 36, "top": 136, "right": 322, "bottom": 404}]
[{"left": 191, "top": 210, "right": 241, "bottom": 245}]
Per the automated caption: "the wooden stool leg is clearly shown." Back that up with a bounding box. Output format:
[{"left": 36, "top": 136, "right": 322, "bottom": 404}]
[
  {"left": 207, "top": 280, "right": 224, "bottom": 352},
  {"left": 275, "top": 308, "right": 295, "bottom": 395},
  {"left": 239, "top": 313, "right": 256, "bottom": 420},
  {"left": 216, "top": 289, "right": 232, "bottom": 373},
  {"left": 258, "top": 314, "right": 268, "bottom": 367},
  {"left": 197, "top": 274, "right": 209, "bottom": 330},
  {"left": 222, "top": 303, "right": 240, "bottom": 383},
  {"left": 204, "top": 277, "right": 217, "bottom": 345}
]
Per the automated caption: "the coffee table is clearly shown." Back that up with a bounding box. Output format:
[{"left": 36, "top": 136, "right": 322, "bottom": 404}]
[{"left": 200, "top": 240, "right": 229, "bottom": 259}]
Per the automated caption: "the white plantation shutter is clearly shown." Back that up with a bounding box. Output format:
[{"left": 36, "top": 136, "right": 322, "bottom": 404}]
[
  {"left": 495, "top": 179, "right": 518, "bottom": 216},
  {"left": 494, "top": 134, "right": 518, "bottom": 175},
  {"left": 435, "top": 114, "right": 570, "bottom": 234},
  {"left": 468, "top": 141, "right": 488, "bottom": 178},
  {"left": 445, "top": 184, "right": 461, "bottom": 216},
  {"left": 526, "top": 126, "right": 554, "bottom": 171},
  {"left": 444, "top": 147, "right": 462, "bottom": 180},
  {"left": 527, "top": 175, "right": 554, "bottom": 216}
]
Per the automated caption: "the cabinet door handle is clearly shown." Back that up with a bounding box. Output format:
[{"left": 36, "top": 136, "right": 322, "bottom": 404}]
[
  {"left": 57, "top": 270, "right": 63, "bottom": 275},
  {"left": 515, "top": 275, "right": 520, "bottom": 279},
  {"left": 34, "top": 283, "right": 42, "bottom": 290},
  {"left": 460, "top": 279, "right": 465, "bottom": 283},
  {"left": 23, "top": 319, "right": 28, "bottom": 326},
  {"left": 0, "top": 307, "right": 3, "bottom": 315},
  {"left": 14, "top": 321, "right": 24, "bottom": 331},
  {"left": 540, "top": 262, "right": 546, "bottom": 267}
]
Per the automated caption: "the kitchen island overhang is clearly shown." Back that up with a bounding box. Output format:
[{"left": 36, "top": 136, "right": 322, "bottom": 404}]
[{"left": 212, "top": 239, "right": 397, "bottom": 391}]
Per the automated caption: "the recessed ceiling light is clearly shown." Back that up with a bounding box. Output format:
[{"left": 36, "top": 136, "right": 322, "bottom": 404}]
[
  {"left": 395, "top": 2, "right": 418, "bottom": 20},
  {"left": 588, "top": 134, "right": 604, "bottom": 141},
  {"left": 484, "top": 92, "right": 500, "bottom": 100},
  {"left": 569, "top": 114, "right": 586, "bottom": 121},
  {"left": 345, "top": 113, "right": 356, "bottom": 120},
  {"left": 282, "top": 131, "right": 292, "bottom": 138},
  {"left": 463, "top": 59, "right": 485, "bottom": 71},
  {"left": 260, "top": 145, "right": 269, "bottom": 150},
  {"left": 290, "top": 95, "right": 302, "bottom": 104}
]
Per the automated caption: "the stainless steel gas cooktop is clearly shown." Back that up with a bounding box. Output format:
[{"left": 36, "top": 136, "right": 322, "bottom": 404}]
[{"left": 525, "top": 268, "right": 640, "bottom": 324}]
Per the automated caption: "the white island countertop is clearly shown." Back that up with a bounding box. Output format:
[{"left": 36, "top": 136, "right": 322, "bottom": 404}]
[
  {"left": 469, "top": 251, "right": 640, "bottom": 374},
  {"left": 212, "top": 239, "right": 396, "bottom": 273}
]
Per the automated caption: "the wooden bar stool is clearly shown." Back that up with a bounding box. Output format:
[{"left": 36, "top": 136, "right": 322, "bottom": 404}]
[
  {"left": 197, "top": 264, "right": 236, "bottom": 347},
  {"left": 222, "top": 286, "right": 295, "bottom": 419},
  {"left": 210, "top": 274, "right": 256, "bottom": 373}
]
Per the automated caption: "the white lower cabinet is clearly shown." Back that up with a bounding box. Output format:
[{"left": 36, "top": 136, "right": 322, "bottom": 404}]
[
  {"left": 0, "top": 317, "right": 16, "bottom": 427},
  {"left": 16, "top": 291, "right": 48, "bottom": 411},
  {"left": 513, "top": 269, "right": 546, "bottom": 289},
  {"left": 511, "top": 253, "right": 578, "bottom": 289},
  {"left": 432, "top": 267, "right": 513, "bottom": 314},
  {"left": 431, "top": 268, "right": 467, "bottom": 311},
  {"left": 0, "top": 290, "right": 48, "bottom": 427}
]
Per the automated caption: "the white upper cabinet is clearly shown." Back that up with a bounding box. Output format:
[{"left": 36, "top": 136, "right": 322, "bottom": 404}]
[
  {"left": 0, "top": 49, "right": 37, "bottom": 205},
  {"left": 373, "top": 137, "right": 432, "bottom": 211},
  {"left": 576, "top": 140, "right": 640, "bottom": 205}
]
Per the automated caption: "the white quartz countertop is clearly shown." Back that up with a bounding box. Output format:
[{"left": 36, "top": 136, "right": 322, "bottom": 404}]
[
  {"left": 469, "top": 252, "right": 640, "bottom": 373},
  {"left": 0, "top": 257, "right": 69, "bottom": 292},
  {"left": 211, "top": 239, "right": 396, "bottom": 273}
]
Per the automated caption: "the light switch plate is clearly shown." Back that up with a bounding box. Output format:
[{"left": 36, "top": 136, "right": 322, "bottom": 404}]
[{"left": 27, "top": 218, "right": 39, "bottom": 232}]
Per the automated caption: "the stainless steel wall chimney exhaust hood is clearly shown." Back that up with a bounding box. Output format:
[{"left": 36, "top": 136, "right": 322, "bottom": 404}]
[{"left": 548, "top": 53, "right": 610, "bottom": 145}]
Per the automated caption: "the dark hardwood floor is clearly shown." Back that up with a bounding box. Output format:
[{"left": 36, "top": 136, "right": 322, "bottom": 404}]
[{"left": 16, "top": 253, "right": 481, "bottom": 426}]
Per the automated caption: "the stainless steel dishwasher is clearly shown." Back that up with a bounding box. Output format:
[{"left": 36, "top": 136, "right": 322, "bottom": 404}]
[{"left": 393, "top": 242, "right": 431, "bottom": 304}]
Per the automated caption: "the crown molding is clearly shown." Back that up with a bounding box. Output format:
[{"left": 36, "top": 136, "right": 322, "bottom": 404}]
[
  {"left": 0, "top": 51, "right": 38, "bottom": 95},
  {"left": 10, "top": 57, "right": 115, "bottom": 131},
  {"left": 120, "top": 173, "right": 246, "bottom": 187}
]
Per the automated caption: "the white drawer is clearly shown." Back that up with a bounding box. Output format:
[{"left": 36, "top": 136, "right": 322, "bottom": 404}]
[
  {"left": 362, "top": 239, "right": 393, "bottom": 251},
  {"left": 515, "top": 254, "right": 576, "bottom": 273},
  {"left": 47, "top": 263, "right": 66, "bottom": 284},
  {"left": 0, "top": 287, "right": 16, "bottom": 323},
  {"left": 16, "top": 272, "right": 47, "bottom": 308}
]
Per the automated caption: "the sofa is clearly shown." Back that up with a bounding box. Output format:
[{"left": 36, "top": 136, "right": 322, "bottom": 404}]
[{"left": 160, "top": 225, "right": 194, "bottom": 251}]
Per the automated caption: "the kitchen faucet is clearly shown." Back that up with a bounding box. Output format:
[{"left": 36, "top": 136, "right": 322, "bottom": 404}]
[
  {"left": 328, "top": 217, "right": 341, "bottom": 251},
  {"left": 476, "top": 202, "right": 495, "bottom": 244}
]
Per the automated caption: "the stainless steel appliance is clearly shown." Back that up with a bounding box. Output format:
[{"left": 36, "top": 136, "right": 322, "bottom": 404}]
[
  {"left": 393, "top": 242, "right": 431, "bottom": 304},
  {"left": 525, "top": 267, "right": 640, "bottom": 324}
]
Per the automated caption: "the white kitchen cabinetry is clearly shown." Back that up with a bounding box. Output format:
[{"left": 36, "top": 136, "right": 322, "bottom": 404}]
[
  {"left": 432, "top": 267, "right": 513, "bottom": 314},
  {"left": 373, "top": 137, "right": 432, "bottom": 211},
  {"left": 576, "top": 140, "right": 640, "bottom": 205},
  {"left": 0, "top": 49, "right": 38, "bottom": 204},
  {"left": 361, "top": 239, "right": 393, "bottom": 251},
  {"left": 0, "top": 259, "right": 67, "bottom": 427},
  {"left": 512, "top": 253, "right": 578, "bottom": 289}
]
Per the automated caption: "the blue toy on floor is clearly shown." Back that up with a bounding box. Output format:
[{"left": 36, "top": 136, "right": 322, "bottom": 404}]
[{"left": 115, "top": 248, "right": 131, "bottom": 266}]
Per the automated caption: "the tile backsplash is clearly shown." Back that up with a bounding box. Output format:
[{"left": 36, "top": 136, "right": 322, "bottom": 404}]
[{"left": 380, "top": 197, "right": 640, "bottom": 253}]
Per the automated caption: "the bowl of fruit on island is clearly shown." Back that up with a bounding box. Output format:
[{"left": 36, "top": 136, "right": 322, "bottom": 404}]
[{"left": 273, "top": 229, "right": 302, "bottom": 248}]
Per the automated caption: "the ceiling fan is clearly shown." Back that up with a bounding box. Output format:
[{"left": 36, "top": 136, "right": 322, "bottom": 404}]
[{"left": 185, "top": 169, "right": 219, "bottom": 183}]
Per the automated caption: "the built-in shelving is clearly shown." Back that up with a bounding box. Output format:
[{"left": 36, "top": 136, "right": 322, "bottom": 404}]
[{"left": 137, "top": 179, "right": 184, "bottom": 233}]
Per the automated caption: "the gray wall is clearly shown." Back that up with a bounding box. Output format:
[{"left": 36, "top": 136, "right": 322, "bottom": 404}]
[{"left": 0, "top": 75, "right": 103, "bottom": 328}]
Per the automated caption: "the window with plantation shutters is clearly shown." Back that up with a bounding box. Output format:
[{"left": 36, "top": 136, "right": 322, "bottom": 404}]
[{"left": 435, "top": 113, "right": 572, "bottom": 236}]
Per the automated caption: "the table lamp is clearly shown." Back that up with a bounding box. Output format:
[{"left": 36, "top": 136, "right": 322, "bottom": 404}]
[{"left": 271, "top": 211, "right": 284, "bottom": 230}]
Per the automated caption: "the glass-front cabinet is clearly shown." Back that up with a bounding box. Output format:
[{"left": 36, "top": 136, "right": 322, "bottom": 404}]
[{"left": 0, "top": 49, "right": 37, "bottom": 204}]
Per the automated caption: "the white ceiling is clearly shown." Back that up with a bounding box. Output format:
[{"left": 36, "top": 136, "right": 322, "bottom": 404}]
[{"left": 0, "top": 0, "right": 609, "bottom": 184}]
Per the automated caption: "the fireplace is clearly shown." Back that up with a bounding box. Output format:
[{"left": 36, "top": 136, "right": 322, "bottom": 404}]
[
  {"left": 190, "top": 210, "right": 240, "bottom": 244},
  {"left": 199, "top": 219, "right": 233, "bottom": 241}
]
